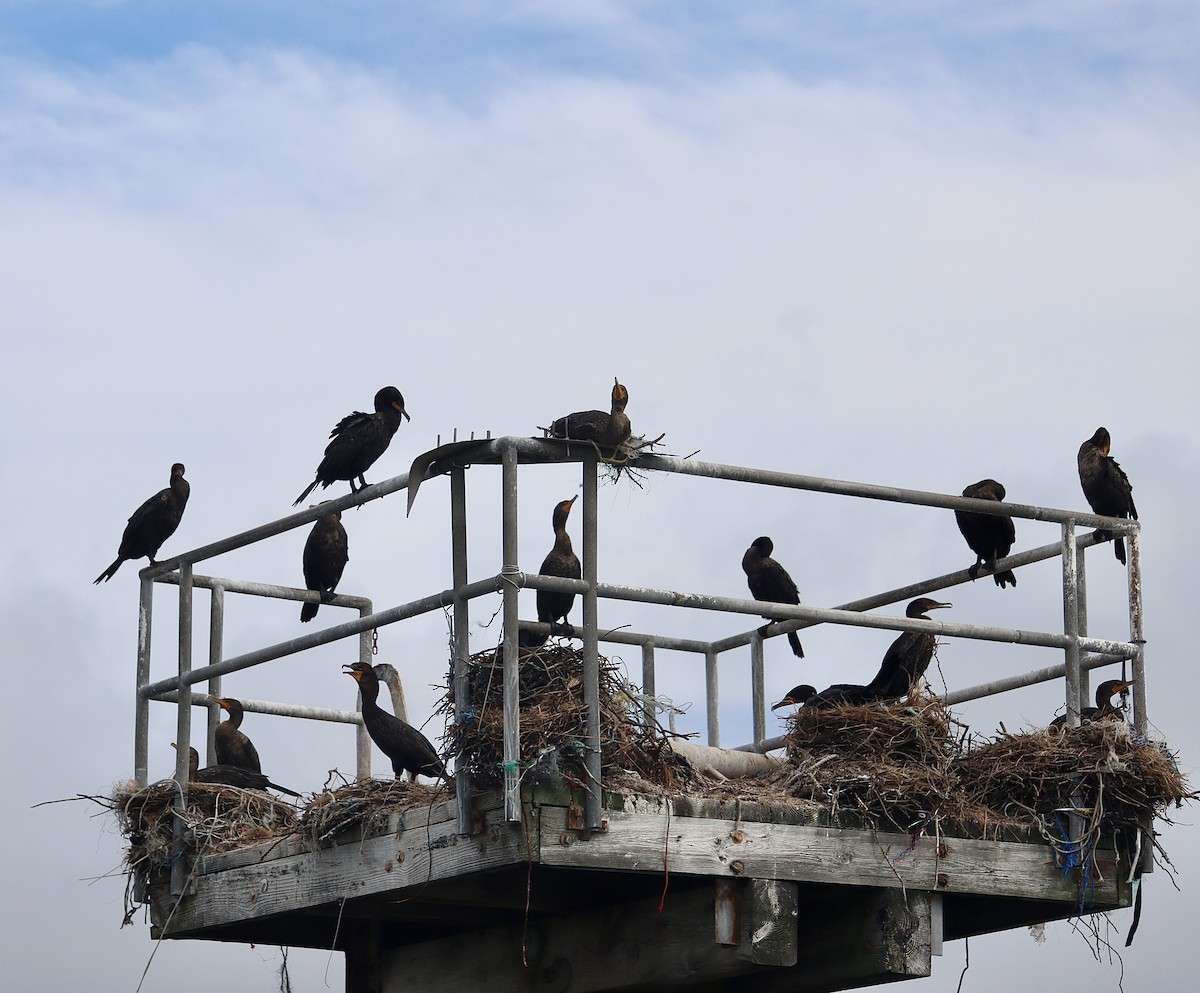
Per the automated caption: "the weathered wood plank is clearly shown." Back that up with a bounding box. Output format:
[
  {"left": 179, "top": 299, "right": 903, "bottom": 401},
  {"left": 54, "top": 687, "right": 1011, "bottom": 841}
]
[
  {"left": 155, "top": 802, "right": 535, "bottom": 934},
  {"left": 538, "top": 805, "right": 1126, "bottom": 906}
]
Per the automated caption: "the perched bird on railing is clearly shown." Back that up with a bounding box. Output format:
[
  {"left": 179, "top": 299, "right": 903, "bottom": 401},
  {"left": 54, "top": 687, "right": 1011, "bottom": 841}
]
[
  {"left": 1049, "top": 679, "right": 1132, "bottom": 729},
  {"left": 549, "top": 378, "right": 632, "bottom": 450},
  {"left": 865, "top": 598, "right": 952, "bottom": 700},
  {"left": 1077, "top": 427, "right": 1138, "bottom": 565},
  {"left": 293, "top": 386, "right": 410, "bottom": 505},
  {"left": 300, "top": 505, "right": 349, "bottom": 622},
  {"left": 173, "top": 743, "right": 301, "bottom": 798},
  {"left": 955, "top": 479, "right": 1017, "bottom": 588},
  {"left": 742, "top": 536, "right": 804, "bottom": 658},
  {"left": 536, "top": 496, "right": 582, "bottom": 638},
  {"left": 94, "top": 463, "right": 190, "bottom": 583},
  {"left": 344, "top": 662, "right": 448, "bottom": 781},
  {"left": 214, "top": 698, "right": 262, "bottom": 773},
  {"left": 771, "top": 682, "right": 882, "bottom": 710}
]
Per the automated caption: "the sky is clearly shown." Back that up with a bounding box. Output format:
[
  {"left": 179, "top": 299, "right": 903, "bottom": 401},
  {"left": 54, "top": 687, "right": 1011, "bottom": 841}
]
[{"left": 3, "top": 1, "right": 1199, "bottom": 990}]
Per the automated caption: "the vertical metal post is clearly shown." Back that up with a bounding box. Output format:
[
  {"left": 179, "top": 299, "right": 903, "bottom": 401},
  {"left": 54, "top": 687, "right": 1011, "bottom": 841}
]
[
  {"left": 1127, "top": 531, "right": 1147, "bottom": 735},
  {"left": 640, "top": 642, "right": 656, "bottom": 725},
  {"left": 1061, "top": 522, "right": 1081, "bottom": 727},
  {"left": 705, "top": 649, "right": 720, "bottom": 747},
  {"left": 451, "top": 466, "right": 474, "bottom": 834},
  {"left": 750, "top": 633, "right": 766, "bottom": 746},
  {"left": 172, "top": 561, "right": 194, "bottom": 897},
  {"left": 501, "top": 443, "right": 523, "bottom": 822},
  {"left": 134, "top": 575, "right": 154, "bottom": 786},
  {"left": 1075, "top": 544, "right": 1089, "bottom": 703},
  {"left": 356, "top": 606, "right": 373, "bottom": 779},
  {"left": 581, "top": 450, "right": 602, "bottom": 829},
  {"left": 205, "top": 585, "right": 224, "bottom": 764}
]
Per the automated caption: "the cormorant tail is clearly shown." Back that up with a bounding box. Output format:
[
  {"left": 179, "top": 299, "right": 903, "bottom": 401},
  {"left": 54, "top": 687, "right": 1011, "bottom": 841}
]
[{"left": 788, "top": 631, "right": 804, "bottom": 659}]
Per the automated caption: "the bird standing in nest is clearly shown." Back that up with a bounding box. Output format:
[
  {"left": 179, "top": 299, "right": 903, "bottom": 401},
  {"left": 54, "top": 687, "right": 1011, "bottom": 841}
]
[
  {"left": 550, "top": 378, "right": 632, "bottom": 450},
  {"left": 1077, "top": 427, "right": 1138, "bottom": 565},
  {"left": 742, "top": 536, "right": 804, "bottom": 658},
  {"left": 955, "top": 479, "right": 1017, "bottom": 588},
  {"left": 94, "top": 463, "right": 190, "bottom": 583},
  {"left": 866, "top": 598, "right": 952, "bottom": 700},
  {"left": 1049, "top": 679, "right": 1132, "bottom": 729},
  {"left": 173, "top": 743, "right": 301, "bottom": 798},
  {"left": 536, "top": 495, "right": 582, "bottom": 641},
  {"left": 300, "top": 505, "right": 349, "bottom": 622},
  {"left": 294, "top": 386, "right": 410, "bottom": 505},
  {"left": 214, "top": 698, "right": 262, "bottom": 773},
  {"left": 344, "top": 662, "right": 448, "bottom": 781}
]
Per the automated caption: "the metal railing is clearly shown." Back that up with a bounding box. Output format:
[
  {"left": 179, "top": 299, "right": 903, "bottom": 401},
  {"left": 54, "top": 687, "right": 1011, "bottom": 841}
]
[{"left": 133, "top": 437, "right": 1144, "bottom": 838}]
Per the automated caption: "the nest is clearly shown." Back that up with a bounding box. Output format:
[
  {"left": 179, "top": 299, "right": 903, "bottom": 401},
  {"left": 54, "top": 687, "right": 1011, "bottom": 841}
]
[
  {"left": 780, "top": 696, "right": 1192, "bottom": 839},
  {"left": 301, "top": 778, "right": 450, "bottom": 847},
  {"left": 441, "top": 641, "right": 677, "bottom": 791},
  {"left": 781, "top": 694, "right": 969, "bottom": 832},
  {"left": 955, "top": 720, "right": 1192, "bottom": 830},
  {"left": 113, "top": 779, "right": 299, "bottom": 872}
]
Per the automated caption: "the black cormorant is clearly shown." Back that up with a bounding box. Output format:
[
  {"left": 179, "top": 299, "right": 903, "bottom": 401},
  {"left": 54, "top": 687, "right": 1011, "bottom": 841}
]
[
  {"left": 344, "top": 662, "right": 447, "bottom": 781},
  {"left": 294, "top": 386, "right": 410, "bottom": 505},
  {"left": 866, "top": 598, "right": 952, "bottom": 700},
  {"left": 536, "top": 496, "right": 581, "bottom": 634},
  {"left": 955, "top": 479, "right": 1017, "bottom": 588},
  {"left": 771, "top": 682, "right": 881, "bottom": 710},
  {"left": 550, "top": 378, "right": 631, "bottom": 449},
  {"left": 213, "top": 698, "right": 262, "bottom": 773},
  {"left": 1049, "top": 679, "right": 1132, "bottom": 728},
  {"left": 94, "top": 463, "right": 189, "bottom": 583},
  {"left": 300, "top": 505, "right": 349, "bottom": 622},
  {"left": 742, "top": 536, "right": 804, "bottom": 658},
  {"left": 1077, "top": 427, "right": 1138, "bottom": 565},
  {"left": 173, "top": 743, "right": 301, "bottom": 798}
]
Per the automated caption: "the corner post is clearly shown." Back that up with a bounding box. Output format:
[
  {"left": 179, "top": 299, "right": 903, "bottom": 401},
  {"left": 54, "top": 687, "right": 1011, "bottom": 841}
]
[
  {"left": 581, "top": 449, "right": 602, "bottom": 828},
  {"left": 501, "top": 443, "right": 522, "bottom": 822},
  {"left": 450, "top": 465, "right": 474, "bottom": 833}
]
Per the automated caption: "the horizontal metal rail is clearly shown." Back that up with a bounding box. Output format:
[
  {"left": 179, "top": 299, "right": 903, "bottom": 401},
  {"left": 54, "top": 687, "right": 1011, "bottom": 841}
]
[
  {"left": 154, "top": 571, "right": 373, "bottom": 610},
  {"left": 153, "top": 691, "right": 364, "bottom": 725}
]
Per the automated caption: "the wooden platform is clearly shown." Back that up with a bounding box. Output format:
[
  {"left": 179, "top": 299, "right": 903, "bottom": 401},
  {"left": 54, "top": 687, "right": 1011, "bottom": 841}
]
[{"left": 145, "top": 787, "right": 1132, "bottom": 993}]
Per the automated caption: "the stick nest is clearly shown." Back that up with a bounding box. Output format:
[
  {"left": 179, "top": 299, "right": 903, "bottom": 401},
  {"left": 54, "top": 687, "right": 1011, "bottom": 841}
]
[
  {"left": 112, "top": 779, "right": 299, "bottom": 872},
  {"left": 300, "top": 778, "right": 451, "bottom": 847},
  {"left": 440, "top": 641, "right": 679, "bottom": 791},
  {"left": 781, "top": 694, "right": 1192, "bottom": 837}
]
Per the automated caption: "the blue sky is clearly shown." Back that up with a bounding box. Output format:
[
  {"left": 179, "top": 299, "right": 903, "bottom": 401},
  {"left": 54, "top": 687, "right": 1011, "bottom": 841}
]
[{"left": 3, "top": 2, "right": 1199, "bottom": 991}]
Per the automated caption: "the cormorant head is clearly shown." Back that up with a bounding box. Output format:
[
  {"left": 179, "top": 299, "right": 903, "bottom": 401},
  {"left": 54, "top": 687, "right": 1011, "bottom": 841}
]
[
  {"left": 215, "top": 697, "right": 243, "bottom": 719},
  {"left": 611, "top": 378, "right": 629, "bottom": 411},
  {"left": 963, "top": 478, "right": 1005, "bottom": 501},
  {"left": 376, "top": 385, "right": 411, "bottom": 421},
  {"left": 343, "top": 661, "right": 377, "bottom": 684},
  {"left": 1096, "top": 679, "right": 1132, "bottom": 706},
  {"left": 552, "top": 495, "right": 579, "bottom": 528},
  {"left": 1088, "top": 427, "right": 1111, "bottom": 454},
  {"left": 170, "top": 463, "right": 186, "bottom": 479},
  {"left": 749, "top": 536, "right": 774, "bottom": 557},
  {"left": 907, "top": 598, "right": 951, "bottom": 618},
  {"left": 771, "top": 684, "right": 817, "bottom": 710},
  {"left": 170, "top": 742, "right": 201, "bottom": 774}
]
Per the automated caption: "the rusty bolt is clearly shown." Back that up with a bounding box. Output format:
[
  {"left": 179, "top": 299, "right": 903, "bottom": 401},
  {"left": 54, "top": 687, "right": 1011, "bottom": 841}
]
[
  {"left": 730, "top": 829, "right": 745, "bottom": 844},
  {"left": 730, "top": 860, "right": 745, "bottom": 875},
  {"left": 384, "top": 860, "right": 394, "bottom": 873},
  {"left": 560, "top": 833, "right": 573, "bottom": 846},
  {"left": 936, "top": 873, "right": 950, "bottom": 888}
]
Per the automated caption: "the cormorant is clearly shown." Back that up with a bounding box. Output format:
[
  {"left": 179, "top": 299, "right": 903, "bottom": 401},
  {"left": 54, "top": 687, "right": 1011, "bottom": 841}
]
[
  {"left": 173, "top": 743, "right": 301, "bottom": 798},
  {"left": 550, "top": 378, "right": 631, "bottom": 449},
  {"left": 344, "top": 662, "right": 448, "bottom": 781},
  {"left": 742, "top": 536, "right": 804, "bottom": 658},
  {"left": 94, "top": 463, "right": 190, "bottom": 583},
  {"left": 213, "top": 698, "right": 262, "bottom": 773},
  {"left": 955, "top": 479, "right": 1017, "bottom": 588},
  {"left": 1049, "top": 679, "right": 1132, "bottom": 729},
  {"left": 866, "top": 598, "right": 952, "bottom": 700},
  {"left": 536, "top": 496, "right": 581, "bottom": 635},
  {"left": 294, "top": 386, "right": 410, "bottom": 505},
  {"left": 300, "top": 505, "right": 349, "bottom": 622},
  {"left": 1077, "top": 427, "right": 1138, "bottom": 565},
  {"left": 771, "top": 682, "right": 881, "bottom": 710}
]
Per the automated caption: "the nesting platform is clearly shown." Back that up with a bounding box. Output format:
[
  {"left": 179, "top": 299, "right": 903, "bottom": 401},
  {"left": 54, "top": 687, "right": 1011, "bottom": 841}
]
[{"left": 143, "top": 784, "right": 1133, "bottom": 993}]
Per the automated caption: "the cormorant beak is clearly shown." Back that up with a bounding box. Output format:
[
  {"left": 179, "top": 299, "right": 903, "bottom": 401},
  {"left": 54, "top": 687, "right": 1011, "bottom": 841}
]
[
  {"left": 393, "top": 400, "right": 411, "bottom": 421},
  {"left": 567, "top": 495, "right": 579, "bottom": 509},
  {"left": 770, "top": 698, "right": 794, "bottom": 711},
  {"left": 931, "top": 601, "right": 952, "bottom": 610},
  {"left": 216, "top": 699, "right": 230, "bottom": 712},
  {"left": 343, "top": 664, "right": 362, "bottom": 681},
  {"left": 170, "top": 742, "right": 178, "bottom": 750}
]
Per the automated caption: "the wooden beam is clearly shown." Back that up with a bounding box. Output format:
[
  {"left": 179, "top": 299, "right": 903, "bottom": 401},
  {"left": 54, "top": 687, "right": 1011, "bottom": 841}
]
[
  {"left": 538, "top": 805, "right": 1126, "bottom": 906},
  {"left": 380, "top": 881, "right": 798, "bottom": 993}
]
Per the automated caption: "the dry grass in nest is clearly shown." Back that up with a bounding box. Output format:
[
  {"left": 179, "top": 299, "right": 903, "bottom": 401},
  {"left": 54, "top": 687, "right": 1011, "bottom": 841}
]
[
  {"left": 113, "top": 779, "right": 299, "bottom": 872},
  {"left": 955, "top": 719, "right": 1193, "bottom": 830},
  {"left": 440, "top": 641, "right": 677, "bottom": 791},
  {"left": 781, "top": 695, "right": 966, "bottom": 832},
  {"left": 301, "top": 778, "right": 451, "bottom": 847}
]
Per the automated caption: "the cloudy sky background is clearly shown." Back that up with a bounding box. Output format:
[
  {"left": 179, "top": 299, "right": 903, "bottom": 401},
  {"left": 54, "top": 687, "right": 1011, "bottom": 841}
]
[{"left": 3, "top": 1, "right": 1199, "bottom": 989}]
